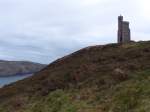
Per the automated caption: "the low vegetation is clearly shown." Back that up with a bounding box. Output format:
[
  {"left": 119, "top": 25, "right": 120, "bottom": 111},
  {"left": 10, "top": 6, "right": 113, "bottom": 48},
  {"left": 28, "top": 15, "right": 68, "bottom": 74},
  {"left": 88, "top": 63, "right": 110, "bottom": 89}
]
[{"left": 0, "top": 41, "right": 150, "bottom": 112}]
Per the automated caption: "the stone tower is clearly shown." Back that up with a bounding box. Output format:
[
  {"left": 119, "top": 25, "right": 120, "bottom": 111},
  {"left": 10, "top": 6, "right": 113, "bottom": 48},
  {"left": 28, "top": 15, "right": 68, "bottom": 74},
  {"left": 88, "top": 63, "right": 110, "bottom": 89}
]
[{"left": 117, "top": 15, "right": 131, "bottom": 43}]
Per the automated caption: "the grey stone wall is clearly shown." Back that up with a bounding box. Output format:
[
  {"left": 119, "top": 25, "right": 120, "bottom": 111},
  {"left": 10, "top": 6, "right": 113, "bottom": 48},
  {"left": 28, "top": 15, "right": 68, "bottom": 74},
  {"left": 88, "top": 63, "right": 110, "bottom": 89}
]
[{"left": 118, "top": 16, "right": 131, "bottom": 43}]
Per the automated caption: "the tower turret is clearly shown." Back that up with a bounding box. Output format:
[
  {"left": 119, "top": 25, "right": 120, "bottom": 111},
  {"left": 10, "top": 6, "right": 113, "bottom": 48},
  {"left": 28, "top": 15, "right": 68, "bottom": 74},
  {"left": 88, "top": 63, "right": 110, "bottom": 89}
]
[{"left": 117, "top": 15, "right": 131, "bottom": 43}]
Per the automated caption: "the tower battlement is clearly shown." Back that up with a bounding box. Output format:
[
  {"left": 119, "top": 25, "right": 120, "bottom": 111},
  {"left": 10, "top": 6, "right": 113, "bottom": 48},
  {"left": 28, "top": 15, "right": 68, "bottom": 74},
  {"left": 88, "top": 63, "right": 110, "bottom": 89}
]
[{"left": 117, "top": 15, "right": 131, "bottom": 43}]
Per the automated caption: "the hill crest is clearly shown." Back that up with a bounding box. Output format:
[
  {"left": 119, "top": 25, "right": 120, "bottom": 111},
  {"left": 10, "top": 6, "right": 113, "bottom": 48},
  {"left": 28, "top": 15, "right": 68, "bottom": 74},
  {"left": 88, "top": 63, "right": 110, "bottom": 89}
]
[{"left": 0, "top": 41, "right": 150, "bottom": 112}]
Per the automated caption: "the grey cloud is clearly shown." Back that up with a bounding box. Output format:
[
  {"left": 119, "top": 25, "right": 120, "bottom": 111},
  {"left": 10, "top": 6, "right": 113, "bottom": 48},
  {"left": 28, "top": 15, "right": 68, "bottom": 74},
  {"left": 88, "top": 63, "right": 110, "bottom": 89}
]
[{"left": 0, "top": 0, "right": 149, "bottom": 64}]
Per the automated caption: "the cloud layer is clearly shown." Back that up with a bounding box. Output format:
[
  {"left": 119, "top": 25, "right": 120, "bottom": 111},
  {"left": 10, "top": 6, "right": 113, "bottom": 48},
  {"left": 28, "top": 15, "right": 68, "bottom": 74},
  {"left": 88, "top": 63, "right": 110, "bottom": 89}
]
[{"left": 0, "top": 0, "right": 149, "bottom": 64}]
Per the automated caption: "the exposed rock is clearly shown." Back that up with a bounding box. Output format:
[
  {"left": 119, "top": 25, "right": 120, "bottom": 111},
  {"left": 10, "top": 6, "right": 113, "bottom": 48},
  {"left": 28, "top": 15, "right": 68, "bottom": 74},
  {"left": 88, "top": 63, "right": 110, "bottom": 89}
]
[{"left": 113, "top": 68, "right": 128, "bottom": 81}]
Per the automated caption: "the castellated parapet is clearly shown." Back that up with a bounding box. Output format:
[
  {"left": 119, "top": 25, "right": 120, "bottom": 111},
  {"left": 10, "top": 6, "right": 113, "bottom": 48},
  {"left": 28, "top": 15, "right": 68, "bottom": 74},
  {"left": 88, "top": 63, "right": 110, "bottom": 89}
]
[{"left": 118, "top": 15, "right": 131, "bottom": 43}]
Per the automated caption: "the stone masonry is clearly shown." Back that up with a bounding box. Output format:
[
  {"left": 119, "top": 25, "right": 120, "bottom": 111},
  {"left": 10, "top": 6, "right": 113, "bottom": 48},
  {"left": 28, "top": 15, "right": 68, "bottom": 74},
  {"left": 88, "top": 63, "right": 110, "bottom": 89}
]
[{"left": 117, "top": 15, "right": 131, "bottom": 43}]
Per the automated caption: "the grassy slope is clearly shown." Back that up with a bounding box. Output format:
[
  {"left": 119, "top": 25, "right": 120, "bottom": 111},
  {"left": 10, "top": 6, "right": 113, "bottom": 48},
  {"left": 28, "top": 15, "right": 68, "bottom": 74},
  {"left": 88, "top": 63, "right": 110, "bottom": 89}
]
[{"left": 0, "top": 41, "right": 150, "bottom": 112}]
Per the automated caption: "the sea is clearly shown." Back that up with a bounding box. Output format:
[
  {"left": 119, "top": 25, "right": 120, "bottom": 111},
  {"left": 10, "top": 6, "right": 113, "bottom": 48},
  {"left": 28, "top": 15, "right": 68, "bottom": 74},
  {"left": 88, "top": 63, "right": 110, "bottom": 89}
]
[{"left": 0, "top": 74, "right": 33, "bottom": 88}]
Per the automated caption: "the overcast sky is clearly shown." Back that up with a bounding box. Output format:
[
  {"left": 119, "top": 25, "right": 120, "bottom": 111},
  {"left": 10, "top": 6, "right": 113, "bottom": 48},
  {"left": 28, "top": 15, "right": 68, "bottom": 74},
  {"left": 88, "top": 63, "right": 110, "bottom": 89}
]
[{"left": 0, "top": 0, "right": 149, "bottom": 64}]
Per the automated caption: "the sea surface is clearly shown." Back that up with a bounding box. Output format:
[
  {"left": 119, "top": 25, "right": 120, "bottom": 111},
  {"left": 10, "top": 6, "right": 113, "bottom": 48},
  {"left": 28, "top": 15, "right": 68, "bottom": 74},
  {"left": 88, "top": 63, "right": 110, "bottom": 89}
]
[{"left": 0, "top": 74, "right": 33, "bottom": 88}]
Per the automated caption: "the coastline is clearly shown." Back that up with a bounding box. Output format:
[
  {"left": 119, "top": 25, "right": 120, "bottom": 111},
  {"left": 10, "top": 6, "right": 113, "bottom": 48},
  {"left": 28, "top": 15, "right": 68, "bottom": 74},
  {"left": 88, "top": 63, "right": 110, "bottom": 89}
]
[
  {"left": 0, "top": 72, "right": 36, "bottom": 77},
  {"left": 0, "top": 73, "right": 34, "bottom": 88}
]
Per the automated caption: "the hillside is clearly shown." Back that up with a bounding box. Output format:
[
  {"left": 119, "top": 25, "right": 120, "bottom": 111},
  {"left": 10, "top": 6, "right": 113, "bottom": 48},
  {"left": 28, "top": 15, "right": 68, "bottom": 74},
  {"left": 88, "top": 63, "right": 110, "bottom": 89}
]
[
  {"left": 0, "top": 41, "right": 150, "bottom": 112},
  {"left": 0, "top": 60, "right": 46, "bottom": 77}
]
